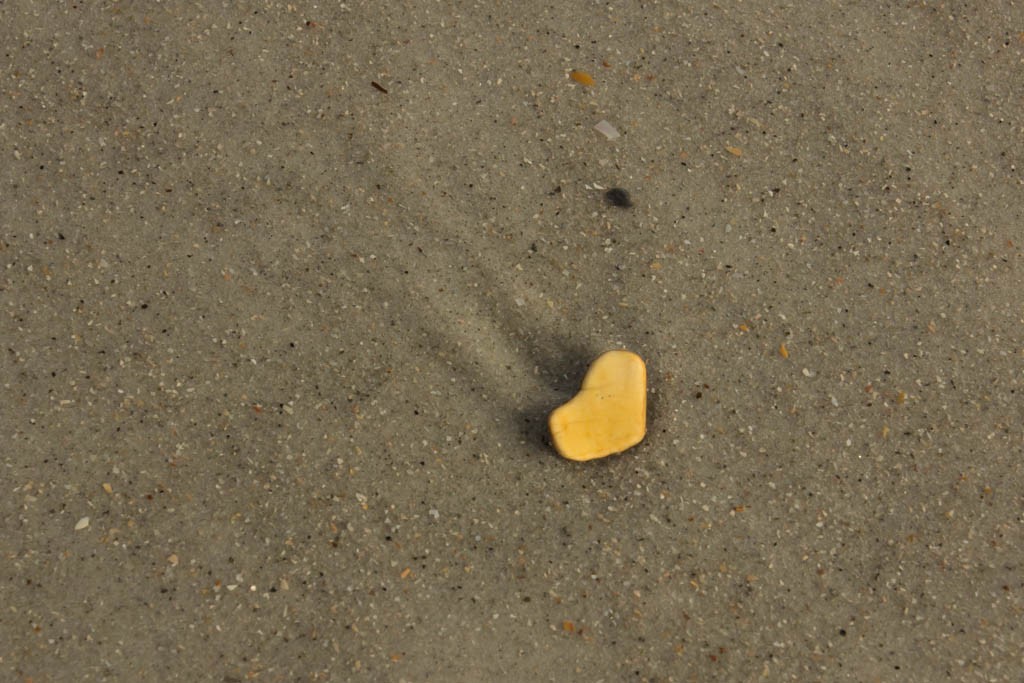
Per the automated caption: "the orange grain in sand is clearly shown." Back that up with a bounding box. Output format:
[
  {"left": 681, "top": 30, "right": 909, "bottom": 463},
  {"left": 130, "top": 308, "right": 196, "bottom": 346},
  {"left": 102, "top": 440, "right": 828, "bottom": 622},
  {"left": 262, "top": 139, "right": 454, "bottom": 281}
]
[{"left": 569, "top": 70, "right": 595, "bottom": 86}]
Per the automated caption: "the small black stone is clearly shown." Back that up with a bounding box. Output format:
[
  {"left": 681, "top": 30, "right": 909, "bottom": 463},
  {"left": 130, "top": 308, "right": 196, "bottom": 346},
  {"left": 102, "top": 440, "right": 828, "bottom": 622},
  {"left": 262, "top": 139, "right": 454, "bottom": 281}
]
[{"left": 604, "top": 187, "right": 633, "bottom": 208}]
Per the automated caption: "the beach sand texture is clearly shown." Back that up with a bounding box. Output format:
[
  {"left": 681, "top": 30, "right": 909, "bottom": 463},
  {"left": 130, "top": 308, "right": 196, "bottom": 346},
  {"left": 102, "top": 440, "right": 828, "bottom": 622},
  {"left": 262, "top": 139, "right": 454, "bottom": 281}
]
[{"left": 2, "top": 2, "right": 1022, "bottom": 680}]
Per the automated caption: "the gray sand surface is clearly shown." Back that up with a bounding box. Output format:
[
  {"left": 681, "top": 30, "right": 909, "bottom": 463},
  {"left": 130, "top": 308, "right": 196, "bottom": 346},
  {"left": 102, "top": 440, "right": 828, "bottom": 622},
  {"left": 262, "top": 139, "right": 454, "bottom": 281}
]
[{"left": 2, "top": 2, "right": 1022, "bottom": 681}]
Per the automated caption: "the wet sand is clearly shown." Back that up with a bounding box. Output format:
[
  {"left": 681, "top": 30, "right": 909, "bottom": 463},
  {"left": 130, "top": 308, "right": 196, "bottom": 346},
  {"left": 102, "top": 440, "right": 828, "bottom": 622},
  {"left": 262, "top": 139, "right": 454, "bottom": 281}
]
[{"left": 2, "top": 2, "right": 1022, "bottom": 680}]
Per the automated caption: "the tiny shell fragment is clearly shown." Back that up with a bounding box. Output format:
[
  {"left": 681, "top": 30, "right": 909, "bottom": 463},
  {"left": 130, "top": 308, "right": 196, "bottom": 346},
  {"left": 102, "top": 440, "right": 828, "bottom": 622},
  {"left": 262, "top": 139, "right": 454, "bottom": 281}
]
[
  {"left": 570, "top": 70, "right": 595, "bottom": 86},
  {"left": 75, "top": 516, "right": 90, "bottom": 531},
  {"left": 594, "top": 120, "right": 620, "bottom": 140},
  {"left": 725, "top": 146, "right": 744, "bottom": 156}
]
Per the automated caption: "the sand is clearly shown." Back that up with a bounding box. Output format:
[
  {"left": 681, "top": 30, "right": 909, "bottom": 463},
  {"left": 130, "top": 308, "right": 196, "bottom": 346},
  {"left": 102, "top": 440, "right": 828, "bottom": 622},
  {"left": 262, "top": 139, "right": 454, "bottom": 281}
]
[{"left": 2, "top": 2, "right": 1022, "bottom": 680}]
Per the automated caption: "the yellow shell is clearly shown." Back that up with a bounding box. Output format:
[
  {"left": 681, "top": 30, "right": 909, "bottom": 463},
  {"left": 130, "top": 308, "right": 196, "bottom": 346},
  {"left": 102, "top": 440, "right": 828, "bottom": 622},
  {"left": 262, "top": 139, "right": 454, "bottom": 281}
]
[{"left": 549, "top": 350, "right": 647, "bottom": 461}]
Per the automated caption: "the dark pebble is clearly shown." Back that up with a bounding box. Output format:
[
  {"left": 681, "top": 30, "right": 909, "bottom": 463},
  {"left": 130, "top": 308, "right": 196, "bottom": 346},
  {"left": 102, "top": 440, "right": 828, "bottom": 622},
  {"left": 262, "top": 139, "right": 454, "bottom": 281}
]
[{"left": 604, "top": 188, "right": 633, "bottom": 208}]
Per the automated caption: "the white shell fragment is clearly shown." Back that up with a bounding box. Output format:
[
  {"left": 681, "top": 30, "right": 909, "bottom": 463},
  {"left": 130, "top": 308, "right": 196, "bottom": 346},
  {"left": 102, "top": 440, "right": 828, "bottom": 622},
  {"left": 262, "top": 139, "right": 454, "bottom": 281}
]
[
  {"left": 74, "top": 516, "right": 90, "bottom": 531},
  {"left": 594, "top": 120, "right": 620, "bottom": 140}
]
